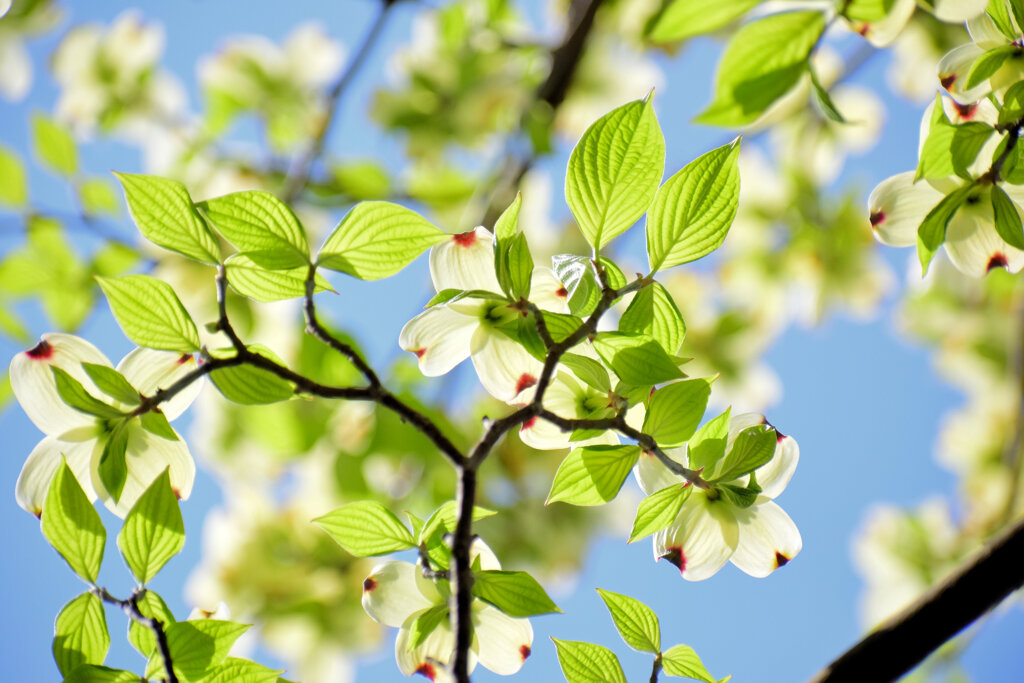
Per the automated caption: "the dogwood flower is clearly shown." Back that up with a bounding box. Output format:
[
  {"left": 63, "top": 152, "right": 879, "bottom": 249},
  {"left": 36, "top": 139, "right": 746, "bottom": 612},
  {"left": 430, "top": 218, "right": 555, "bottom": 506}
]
[
  {"left": 868, "top": 97, "right": 1024, "bottom": 277},
  {"left": 938, "top": 12, "right": 1024, "bottom": 105},
  {"left": 845, "top": 0, "right": 986, "bottom": 47},
  {"left": 11, "top": 333, "right": 202, "bottom": 517},
  {"left": 399, "top": 226, "right": 569, "bottom": 401},
  {"left": 633, "top": 413, "right": 801, "bottom": 581},
  {"left": 361, "top": 540, "right": 533, "bottom": 681}
]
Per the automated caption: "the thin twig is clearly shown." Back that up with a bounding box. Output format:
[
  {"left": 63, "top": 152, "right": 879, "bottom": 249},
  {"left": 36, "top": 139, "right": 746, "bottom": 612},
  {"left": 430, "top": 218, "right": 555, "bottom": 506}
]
[
  {"left": 303, "top": 265, "right": 380, "bottom": 386},
  {"left": 93, "top": 587, "right": 177, "bottom": 683},
  {"left": 282, "top": 1, "right": 395, "bottom": 202},
  {"left": 806, "top": 514, "right": 1024, "bottom": 683}
]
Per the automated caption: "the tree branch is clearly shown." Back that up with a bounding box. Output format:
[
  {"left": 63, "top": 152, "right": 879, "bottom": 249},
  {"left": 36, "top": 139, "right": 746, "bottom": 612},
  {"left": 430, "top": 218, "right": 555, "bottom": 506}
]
[
  {"left": 479, "top": 0, "right": 605, "bottom": 228},
  {"left": 93, "top": 587, "right": 177, "bottom": 683},
  {"left": 806, "top": 514, "right": 1024, "bottom": 683},
  {"left": 650, "top": 653, "right": 662, "bottom": 683},
  {"left": 282, "top": 0, "right": 395, "bottom": 203},
  {"left": 303, "top": 265, "right": 381, "bottom": 386}
]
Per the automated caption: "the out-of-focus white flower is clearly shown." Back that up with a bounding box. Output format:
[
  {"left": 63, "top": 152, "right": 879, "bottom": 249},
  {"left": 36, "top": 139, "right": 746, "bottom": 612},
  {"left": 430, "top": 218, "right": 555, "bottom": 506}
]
[
  {"left": 633, "top": 413, "right": 801, "bottom": 580},
  {"left": 50, "top": 10, "right": 183, "bottom": 134},
  {"left": 0, "top": 32, "right": 31, "bottom": 100},
  {"left": 11, "top": 333, "right": 201, "bottom": 517},
  {"left": 854, "top": 500, "right": 959, "bottom": 627},
  {"left": 887, "top": 21, "right": 944, "bottom": 101}
]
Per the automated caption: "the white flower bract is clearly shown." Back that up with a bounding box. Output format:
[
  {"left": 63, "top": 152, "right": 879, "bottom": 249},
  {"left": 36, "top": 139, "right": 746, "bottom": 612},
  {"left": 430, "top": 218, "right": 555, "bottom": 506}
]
[{"left": 11, "top": 333, "right": 202, "bottom": 517}]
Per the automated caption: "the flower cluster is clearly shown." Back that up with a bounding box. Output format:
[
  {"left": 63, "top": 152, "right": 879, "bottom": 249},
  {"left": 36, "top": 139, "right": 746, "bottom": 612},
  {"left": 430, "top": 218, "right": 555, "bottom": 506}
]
[
  {"left": 634, "top": 413, "right": 801, "bottom": 581},
  {"left": 11, "top": 333, "right": 200, "bottom": 517},
  {"left": 362, "top": 539, "right": 533, "bottom": 681}
]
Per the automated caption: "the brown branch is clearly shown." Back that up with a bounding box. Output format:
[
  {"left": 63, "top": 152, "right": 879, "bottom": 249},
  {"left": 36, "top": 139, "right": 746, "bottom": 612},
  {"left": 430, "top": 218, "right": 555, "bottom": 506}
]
[
  {"left": 448, "top": 272, "right": 650, "bottom": 681},
  {"left": 303, "top": 265, "right": 380, "bottom": 387},
  {"left": 281, "top": 1, "right": 395, "bottom": 203},
  {"left": 479, "top": 0, "right": 605, "bottom": 228},
  {"left": 806, "top": 514, "right": 1024, "bottom": 683},
  {"left": 93, "top": 587, "right": 177, "bottom": 683}
]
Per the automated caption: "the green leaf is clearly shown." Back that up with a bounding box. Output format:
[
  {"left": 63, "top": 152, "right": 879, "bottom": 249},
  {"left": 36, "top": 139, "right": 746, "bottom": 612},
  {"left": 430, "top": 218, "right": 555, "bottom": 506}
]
[
  {"left": 53, "top": 592, "right": 110, "bottom": 676},
  {"left": 647, "top": 139, "right": 741, "bottom": 271},
  {"left": 51, "top": 367, "right": 125, "bottom": 419},
  {"left": 917, "top": 184, "right": 975, "bottom": 273},
  {"left": 646, "top": 0, "right": 761, "bottom": 43},
  {"left": 113, "top": 173, "right": 221, "bottom": 264},
  {"left": 628, "top": 483, "right": 691, "bottom": 543},
  {"left": 32, "top": 113, "right": 78, "bottom": 176},
  {"left": 145, "top": 620, "right": 250, "bottom": 682},
  {"left": 965, "top": 45, "right": 1017, "bottom": 90},
  {"left": 139, "top": 410, "right": 178, "bottom": 441},
  {"left": 552, "top": 254, "right": 601, "bottom": 316},
  {"left": 1009, "top": 0, "right": 1024, "bottom": 37},
  {"left": 96, "top": 275, "right": 200, "bottom": 352},
  {"left": 314, "top": 501, "right": 416, "bottom": 556},
  {"left": 596, "top": 588, "right": 660, "bottom": 653},
  {"left": 718, "top": 482, "right": 760, "bottom": 508},
  {"left": 90, "top": 243, "right": 139, "bottom": 278},
  {"left": 419, "top": 501, "right": 497, "bottom": 545},
  {"left": 917, "top": 99, "right": 994, "bottom": 181},
  {"left": 695, "top": 11, "right": 826, "bottom": 127},
  {"left": 224, "top": 253, "right": 333, "bottom": 302},
  {"left": 494, "top": 192, "right": 522, "bottom": 241},
  {"left": 78, "top": 178, "right": 120, "bottom": 215},
  {"left": 552, "top": 638, "right": 627, "bottom": 683},
  {"left": 643, "top": 378, "right": 714, "bottom": 447},
  {"left": 998, "top": 81, "right": 1024, "bottom": 127},
  {"left": 208, "top": 345, "right": 296, "bottom": 404},
  {"left": 988, "top": 0, "right": 1018, "bottom": 39},
  {"left": 842, "top": 0, "right": 896, "bottom": 22},
  {"left": 118, "top": 470, "right": 185, "bottom": 584},
  {"left": 63, "top": 665, "right": 142, "bottom": 682},
  {"left": 593, "top": 332, "right": 684, "bottom": 386},
  {"left": 407, "top": 604, "right": 449, "bottom": 649},
  {"left": 201, "top": 657, "right": 285, "bottom": 683},
  {"left": 41, "top": 459, "right": 105, "bottom": 583},
  {"left": 98, "top": 423, "right": 130, "bottom": 503},
  {"left": 199, "top": 190, "right": 310, "bottom": 270},
  {"left": 473, "top": 570, "right": 561, "bottom": 617},
  {"left": 687, "top": 408, "right": 732, "bottom": 471},
  {"left": 0, "top": 145, "right": 28, "bottom": 206},
  {"left": 661, "top": 643, "right": 717, "bottom": 682},
  {"left": 809, "top": 65, "right": 847, "bottom": 123},
  {"left": 547, "top": 445, "right": 641, "bottom": 506},
  {"left": 992, "top": 184, "right": 1024, "bottom": 249},
  {"left": 82, "top": 363, "right": 139, "bottom": 406},
  {"left": 317, "top": 201, "right": 446, "bottom": 279},
  {"left": 619, "top": 283, "right": 686, "bottom": 355},
  {"left": 711, "top": 424, "right": 776, "bottom": 482},
  {"left": 331, "top": 159, "right": 391, "bottom": 200},
  {"left": 128, "top": 590, "right": 175, "bottom": 657},
  {"left": 505, "top": 232, "right": 533, "bottom": 299},
  {"left": 566, "top": 97, "right": 665, "bottom": 249},
  {"left": 560, "top": 353, "right": 611, "bottom": 392},
  {"left": 540, "top": 311, "right": 585, "bottom": 344}
]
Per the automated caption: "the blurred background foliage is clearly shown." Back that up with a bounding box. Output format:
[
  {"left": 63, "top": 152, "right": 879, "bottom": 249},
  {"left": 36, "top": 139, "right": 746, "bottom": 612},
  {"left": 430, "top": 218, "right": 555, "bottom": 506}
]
[{"left": 1, "top": 0, "right": 1022, "bottom": 680}]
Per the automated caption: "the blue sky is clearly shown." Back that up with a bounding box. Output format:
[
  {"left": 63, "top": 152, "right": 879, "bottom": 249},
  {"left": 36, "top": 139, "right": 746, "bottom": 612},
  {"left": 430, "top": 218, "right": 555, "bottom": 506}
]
[{"left": 1, "top": 1, "right": 1022, "bottom": 681}]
